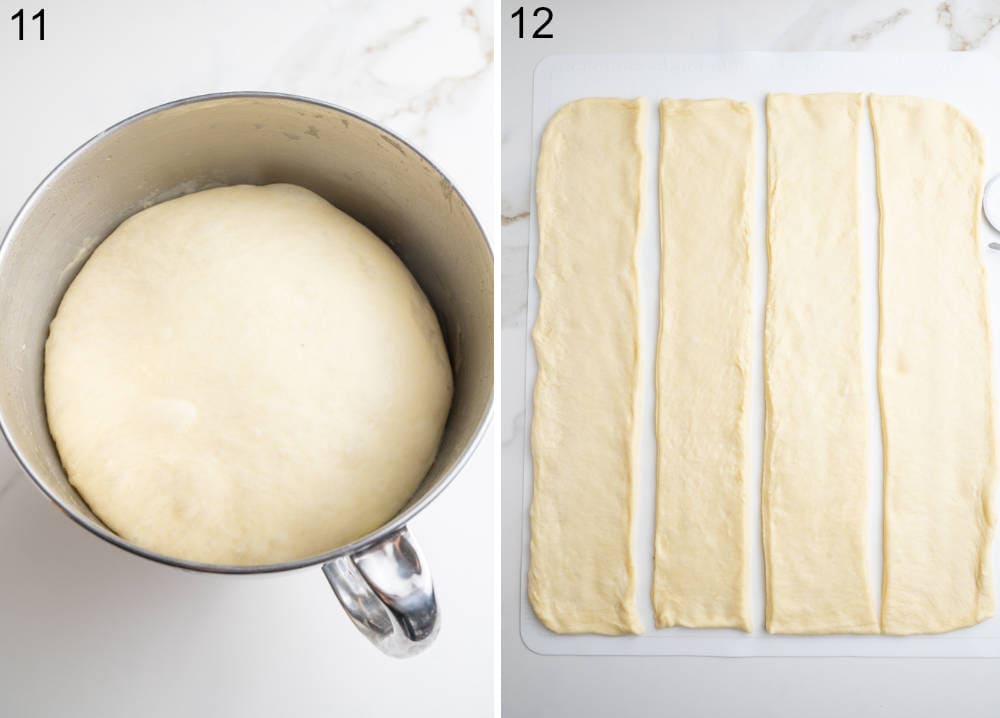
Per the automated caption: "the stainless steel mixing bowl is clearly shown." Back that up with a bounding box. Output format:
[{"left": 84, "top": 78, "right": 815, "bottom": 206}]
[{"left": 0, "top": 92, "right": 493, "bottom": 657}]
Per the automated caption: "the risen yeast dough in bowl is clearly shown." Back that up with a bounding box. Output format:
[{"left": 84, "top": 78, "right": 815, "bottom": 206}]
[{"left": 43, "top": 184, "right": 453, "bottom": 565}]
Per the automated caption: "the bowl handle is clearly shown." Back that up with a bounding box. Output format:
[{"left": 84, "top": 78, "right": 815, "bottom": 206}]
[{"left": 322, "top": 526, "right": 439, "bottom": 657}]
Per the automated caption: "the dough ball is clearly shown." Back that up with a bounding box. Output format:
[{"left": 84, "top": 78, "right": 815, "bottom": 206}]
[{"left": 44, "top": 184, "right": 453, "bottom": 565}]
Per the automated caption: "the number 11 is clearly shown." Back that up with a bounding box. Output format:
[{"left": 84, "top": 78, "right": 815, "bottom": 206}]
[{"left": 11, "top": 8, "right": 45, "bottom": 41}]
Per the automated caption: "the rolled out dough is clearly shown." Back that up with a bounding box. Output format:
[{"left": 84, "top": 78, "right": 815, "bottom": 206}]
[
  {"left": 653, "top": 98, "right": 753, "bottom": 631},
  {"left": 45, "top": 183, "right": 453, "bottom": 566},
  {"left": 529, "top": 98, "right": 645, "bottom": 635},
  {"left": 871, "top": 95, "right": 998, "bottom": 634},
  {"left": 763, "top": 94, "right": 878, "bottom": 633}
]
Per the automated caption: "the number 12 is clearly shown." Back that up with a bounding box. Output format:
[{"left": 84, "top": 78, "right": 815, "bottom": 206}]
[{"left": 512, "top": 6, "right": 553, "bottom": 39}]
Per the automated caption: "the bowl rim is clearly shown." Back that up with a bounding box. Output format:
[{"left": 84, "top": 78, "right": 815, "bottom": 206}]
[{"left": 0, "top": 90, "right": 494, "bottom": 575}]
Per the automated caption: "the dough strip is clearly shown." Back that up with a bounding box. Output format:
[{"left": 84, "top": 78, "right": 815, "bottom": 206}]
[
  {"left": 653, "top": 98, "right": 753, "bottom": 631},
  {"left": 529, "top": 98, "right": 646, "bottom": 635},
  {"left": 762, "top": 93, "right": 878, "bottom": 634}
]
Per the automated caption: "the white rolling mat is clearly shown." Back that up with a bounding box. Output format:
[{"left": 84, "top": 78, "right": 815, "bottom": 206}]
[{"left": 519, "top": 51, "right": 1000, "bottom": 657}]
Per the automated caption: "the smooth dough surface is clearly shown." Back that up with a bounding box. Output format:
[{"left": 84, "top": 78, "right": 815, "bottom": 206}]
[
  {"left": 763, "top": 94, "right": 878, "bottom": 633},
  {"left": 529, "top": 98, "right": 645, "bottom": 635},
  {"left": 45, "top": 184, "right": 453, "bottom": 566},
  {"left": 871, "top": 95, "right": 998, "bottom": 634},
  {"left": 653, "top": 98, "right": 753, "bottom": 631}
]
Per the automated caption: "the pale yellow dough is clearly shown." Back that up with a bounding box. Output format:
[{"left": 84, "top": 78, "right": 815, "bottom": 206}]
[
  {"left": 45, "top": 184, "right": 453, "bottom": 566},
  {"left": 653, "top": 99, "right": 753, "bottom": 631},
  {"left": 529, "top": 98, "right": 645, "bottom": 635},
  {"left": 763, "top": 94, "right": 879, "bottom": 633},
  {"left": 870, "top": 95, "right": 998, "bottom": 634}
]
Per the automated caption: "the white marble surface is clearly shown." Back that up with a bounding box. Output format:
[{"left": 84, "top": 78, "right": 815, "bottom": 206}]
[
  {"left": 0, "top": 2, "right": 493, "bottom": 716},
  {"left": 501, "top": 0, "right": 1000, "bottom": 715}
]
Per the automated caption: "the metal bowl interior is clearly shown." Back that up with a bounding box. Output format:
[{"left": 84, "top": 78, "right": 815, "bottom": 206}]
[{"left": 0, "top": 92, "right": 493, "bottom": 573}]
